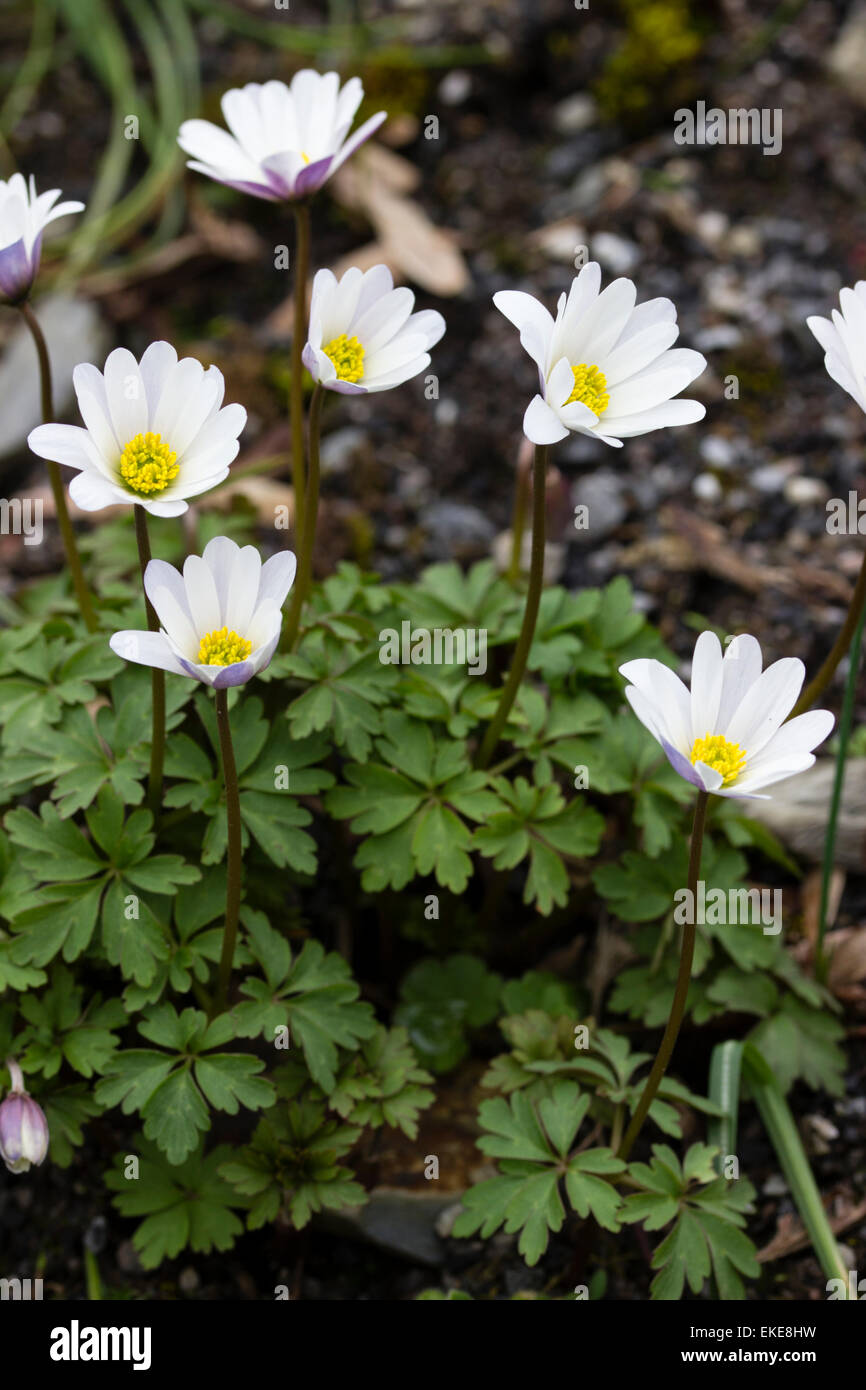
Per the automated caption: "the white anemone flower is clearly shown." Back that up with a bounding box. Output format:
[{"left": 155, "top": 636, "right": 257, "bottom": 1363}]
[
  {"left": 177, "top": 72, "right": 386, "bottom": 202},
  {"left": 27, "top": 342, "right": 246, "bottom": 517},
  {"left": 493, "top": 261, "right": 706, "bottom": 448},
  {"left": 807, "top": 282, "right": 866, "bottom": 413},
  {"left": 302, "top": 264, "right": 445, "bottom": 394},
  {"left": 619, "top": 632, "right": 834, "bottom": 799},
  {"left": 109, "top": 537, "right": 296, "bottom": 689},
  {"left": 0, "top": 173, "right": 84, "bottom": 304}
]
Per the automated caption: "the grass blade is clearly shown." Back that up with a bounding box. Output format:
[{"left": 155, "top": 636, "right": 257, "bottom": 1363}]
[{"left": 742, "top": 1041, "right": 850, "bottom": 1294}]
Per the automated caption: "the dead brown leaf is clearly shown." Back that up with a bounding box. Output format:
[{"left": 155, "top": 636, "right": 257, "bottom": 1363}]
[{"left": 757, "top": 1192, "right": 866, "bottom": 1263}]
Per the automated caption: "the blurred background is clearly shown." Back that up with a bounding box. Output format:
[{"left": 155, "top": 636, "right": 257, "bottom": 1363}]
[{"left": 1, "top": 0, "right": 866, "bottom": 686}]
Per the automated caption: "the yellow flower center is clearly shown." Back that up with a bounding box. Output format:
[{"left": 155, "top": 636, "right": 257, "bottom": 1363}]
[
  {"left": 323, "top": 333, "right": 365, "bottom": 383},
  {"left": 565, "top": 362, "right": 610, "bottom": 416},
  {"left": 301, "top": 151, "right": 311, "bottom": 164},
  {"left": 690, "top": 733, "right": 747, "bottom": 787},
  {"left": 197, "top": 627, "right": 252, "bottom": 667},
  {"left": 119, "top": 431, "right": 179, "bottom": 496}
]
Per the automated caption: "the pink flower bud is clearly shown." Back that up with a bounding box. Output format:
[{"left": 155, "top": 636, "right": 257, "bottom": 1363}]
[{"left": 0, "top": 1060, "right": 49, "bottom": 1174}]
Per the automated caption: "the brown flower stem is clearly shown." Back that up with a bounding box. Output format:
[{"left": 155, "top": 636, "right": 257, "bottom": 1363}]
[
  {"left": 282, "top": 383, "right": 324, "bottom": 652},
  {"left": 213, "top": 687, "right": 242, "bottom": 1016},
  {"left": 789, "top": 545, "right": 866, "bottom": 719},
  {"left": 290, "top": 200, "right": 311, "bottom": 553},
  {"left": 617, "top": 790, "right": 709, "bottom": 1163},
  {"left": 476, "top": 443, "right": 549, "bottom": 768},
  {"left": 507, "top": 438, "right": 533, "bottom": 584},
  {"left": 18, "top": 301, "right": 97, "bottom": 631},
  {"left": 133, "top": 504, "right": 165, "bottom": 812}
]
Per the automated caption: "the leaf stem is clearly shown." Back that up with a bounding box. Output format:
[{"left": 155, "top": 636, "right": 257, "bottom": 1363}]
[
  {"left": 815, "top": 590, "right": 866, "bottom": 981},
  {"left": 506, "top": 438, "right": 533, "bottom": 584},
  {"left": 789, "top": 544, "right": 866, "bottom": 718},
  {"left": 476, "top": 443, "right": 549, "bottom": 768},
  {"left": 283, "top": 382, "right": 324, "bottom": 651},
  {"left": 133, "top": 504, "right": 165, "bottom": 812},
  {"left": 617, "top": 789, "right": 709, "bottom": 1162},
  {"left": 290, "top": 200, "right": 311, "bottom": 554},
  {"left": 214, "top": 687, "right": 242, "bottom": 1015},
  {"left": 17, "top": 301, "right": 97, "bottom": 631}
]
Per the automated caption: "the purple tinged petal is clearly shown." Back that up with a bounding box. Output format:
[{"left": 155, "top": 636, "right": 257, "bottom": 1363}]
[
  {"left": 660, "top": 737, "right": 705, "bottom": 790},
  {"left": 0, "top": 235, "right": 35, "bottom": 303},
  {"left": 0, "top": 1091, "right": 49, "bottom": 1172},
  {"left": 293, "top": 154, "right": 334, "bottom": 197},
  {"left": 213, "top": 660, "right": 255, "bottom": 688},
  {"left": 324, "top": 378, "right": 368, "bottom": 395}
]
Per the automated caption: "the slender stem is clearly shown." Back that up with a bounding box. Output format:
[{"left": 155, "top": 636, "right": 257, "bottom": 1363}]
[
  {"left": 283, "top": 384, "right": 323, "bottom": 651},
  {"left": 507, "top": 439, "right": 533, "bottom": 584},
  {"left": 790, "top": 545, "right": 866, "bottom": 719},
  {"left": 617, "top": 790, "right": 710, "bottom": 1163},
  {"left": 476, "top": 443, "right": 549, "bottom": 768},
  {"left": 133, "top": 505, "right": 165, "bottom": 812},
  {"left": 5, "top": 1057, "right": 24, "bottom": 1094},
  {"left": 290, "top": 201, "right": 311, "bottom": 554},
  {"left": 214, "top": 687, "right": 242, "bottom": 1015},
  {"left": 815, "top": 596, "right": 866, "bottom": 983},
  {"left": 17, "top": 301, "right": 97, "bottom": 631}
]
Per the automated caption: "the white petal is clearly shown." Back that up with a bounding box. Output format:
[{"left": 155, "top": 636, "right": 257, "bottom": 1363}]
[
  {"left": 201, "top": 536, "right": 241, "bottom": 618},
  {"left": 599, "top": 321, "right": 680, "bottom": 386},
  {"left": 363, "top": 352, "right": 431, "bottom": 392},
  {"left": 148, "top": 583, "right": 199, "bottom": 656},
  {"left": 144, "top": 559, "right": 193, "bottom": 629},
  {"left": 612, "top": 296, "right": 676, "bottom": 345},
  {"left": 103, "top": 347, "right": 148, "bottom": 443},
  {"left": 564, "top": 276, "right": 637, "bottom": 363},
  {"left": 694, "top": 760, "right": 724, "bottom": 793},
  {"left": 178, "top": 118, "right": 264, "bottom": 183},
  {"left": 408, "top": 309, "right": 446, "bottom": 350},
  {"left": 329, "top": 111, "right": 387, "bottom": 176},
  {"left": 138, "top": 341, "right": 179, "bottom": 418},
  {"left": 28, "top": 423, "right": 95, "bottom": 472},
  {"left": 247, "top": 600, "right": 282, "bottom": 651},
  {"left": 182, "top": 554, "right": 222, "bottom": 635},
  {"left": 716, "top": 634, "right": 763, "bottom": 730},
  {"left": 746, "top": 709, "right": 835, "bottom": 772},
  {"left": 67, "top": 470, "right": 127, "bottom": 511},
  {"left": 623, "top": 683, "right": 665, "bottom": 744},
  {"left": 257, "top": 551, "right": 297, "bottom": 609},
  {"left": 151, "top": 357, "right": 205, "bottom": 444},
  {"left": 109, "top": 630, "right": 188, "bottom": 676},
  {"left": 493, "top": 290, "right": 554, "bottom": 372},
  {"left": 619, "top": 657, "right": 693, "bottom": 755},
  {"left": 724, "top": 657, "right": 805, "bottom": 757},
  {"left": 596, "top": 399, "right": 705, "bottom": 437},
  {"left": 547, "top": 355, "right": 579, "bottom": 411},
  {"left": 523, "top": 393, "right": 568, "bottom": 444},
  {"left": 353, "top": 286, "right": 416, "bottom": 351},
  {"left": 224, "top": 545, "right": 263, "bottom": 634},
  {"left": 689, "top": 631, "right": 724, "bottom": 741},
  {"left": 732, "top": 753, "right": 817, "bottom": 794}
]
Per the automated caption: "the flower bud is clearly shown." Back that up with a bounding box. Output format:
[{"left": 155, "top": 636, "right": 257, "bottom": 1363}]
[{"left": 0, "top": 1060, "right": 49, "bottom": 1174}]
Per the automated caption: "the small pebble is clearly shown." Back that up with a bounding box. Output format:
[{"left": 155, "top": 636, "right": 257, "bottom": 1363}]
[{"left": 693, "top": 472, "right": 722, "bottom": 502}]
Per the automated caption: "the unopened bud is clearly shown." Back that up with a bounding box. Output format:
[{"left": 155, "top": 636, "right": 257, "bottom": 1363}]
[{"left": 0, "top": 1059, "right": 49, "bottom": 1174}]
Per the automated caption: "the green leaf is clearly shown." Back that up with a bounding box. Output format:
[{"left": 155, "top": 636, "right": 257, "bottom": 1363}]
[
  {"left": 475, "top": 777, "right": 604, "bottom": 914},
  {"left": 454, "top": 1082, "right": 624, "bottom": 1266},
  {"left": 395, "top": 954, "right": 502, "bottom": 1073},
  {"left": 96, "top": 1004, "right": 275, "bottom": 1163},
  {"left": 233, "top": 931, "right": 376, "bottom": 1092},
  {"left": 622, "top": 1143, "right": 759, "bottom": 1301},
  {"left": 105, "top": 1140, "right": 245, "bottom": 1268},
  {"left": 219, "top": 1098, "right": 365, "bottom": 1231},
  {"left": 748, "top": 997, "right": 845, "bottom": 1095}
]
